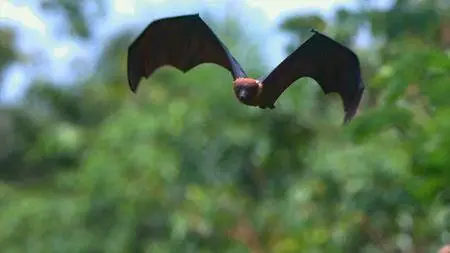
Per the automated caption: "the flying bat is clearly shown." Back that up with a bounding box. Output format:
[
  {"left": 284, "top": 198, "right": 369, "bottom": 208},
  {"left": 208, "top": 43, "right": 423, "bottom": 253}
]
[{"left": 127, "top": 14, "right": 365, "bottom": 123}]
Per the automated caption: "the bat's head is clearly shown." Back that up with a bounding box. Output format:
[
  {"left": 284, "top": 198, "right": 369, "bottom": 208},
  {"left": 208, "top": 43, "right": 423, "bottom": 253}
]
[{"left": 233, "top": 78, "right": 263, "bottom": 106}]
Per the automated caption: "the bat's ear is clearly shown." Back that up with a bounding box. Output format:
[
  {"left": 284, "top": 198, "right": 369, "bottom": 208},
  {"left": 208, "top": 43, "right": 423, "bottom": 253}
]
[
  {"left": 310, "top": 28, "right": 318, "bottom": 33},
  {"left": 255, "top": 80, "right": 263, "bottom": 89}
]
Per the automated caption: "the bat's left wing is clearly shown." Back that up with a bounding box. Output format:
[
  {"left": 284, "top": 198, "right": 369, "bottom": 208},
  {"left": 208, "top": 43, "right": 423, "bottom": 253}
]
[
  {"left": 127, "top": 14, "right": 247, "bottom": 93},
  {"left": 259, "top": 30, "right": 365, "bottom": 123}
]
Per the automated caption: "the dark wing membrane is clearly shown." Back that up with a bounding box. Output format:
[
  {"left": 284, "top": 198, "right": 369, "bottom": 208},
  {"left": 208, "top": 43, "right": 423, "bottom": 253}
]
[
  {"left": 127, "top": 14, "right": 247, "bottom": 92},
  {"left": 260, "top": 30, "right": 364, "bottom": 122}
]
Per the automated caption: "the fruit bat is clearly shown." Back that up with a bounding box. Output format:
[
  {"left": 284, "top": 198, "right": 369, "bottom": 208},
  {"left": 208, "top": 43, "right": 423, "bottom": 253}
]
[{"left": 127, "top": 14, "right": 365, "bottom": 123}]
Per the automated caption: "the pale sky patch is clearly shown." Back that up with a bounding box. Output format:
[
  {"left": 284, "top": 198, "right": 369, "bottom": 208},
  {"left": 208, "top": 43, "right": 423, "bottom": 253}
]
[
  {"left": 0, "top": 1, "right": 46, "bottom": 33},
  {"left": 113, "top": 0, "right": 137, "bottom": 15},
  {"left": 246, "top": 0, "right": 357, "bottom": 21},
  {"left": 52, "top": 46, "right": 69, "bottom": 58}
]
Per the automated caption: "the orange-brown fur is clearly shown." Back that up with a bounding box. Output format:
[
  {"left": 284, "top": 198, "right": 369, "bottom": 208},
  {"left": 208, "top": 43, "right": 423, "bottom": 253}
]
[{"left": 232, "top": 78, "right": 263, "bottom": 106}]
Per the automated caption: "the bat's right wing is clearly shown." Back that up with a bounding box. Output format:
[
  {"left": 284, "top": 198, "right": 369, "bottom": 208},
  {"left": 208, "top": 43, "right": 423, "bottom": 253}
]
[
  {"left": 127, "top": 14, "right": 247, "bottom": 92},
  {"left": 259, "top": 30, "right": 365, "bottom": 123}
]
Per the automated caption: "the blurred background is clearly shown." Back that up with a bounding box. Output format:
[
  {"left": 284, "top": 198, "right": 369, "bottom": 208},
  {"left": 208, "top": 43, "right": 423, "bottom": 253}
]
[{"left": 1, "top": 0, "right": 450, "bottom": 252}]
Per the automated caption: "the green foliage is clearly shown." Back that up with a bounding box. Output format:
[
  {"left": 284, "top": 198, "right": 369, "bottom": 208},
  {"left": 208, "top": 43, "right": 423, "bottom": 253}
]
[
  {"left": 0, "top": 28, "right": 19, "bottom": 90},
  {"left": 1, "top": 0, "right": 450, "bottom": 252}
]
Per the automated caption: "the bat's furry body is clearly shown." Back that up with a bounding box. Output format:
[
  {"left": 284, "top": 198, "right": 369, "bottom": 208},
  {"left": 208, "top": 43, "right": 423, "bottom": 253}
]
[{"left": 127, "top": 14, "right": 365, "bottom": 123}]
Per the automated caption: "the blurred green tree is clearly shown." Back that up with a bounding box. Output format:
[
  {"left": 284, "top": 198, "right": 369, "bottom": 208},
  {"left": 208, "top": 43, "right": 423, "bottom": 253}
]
[
  {"left": 0, "top": 0, "right": 450, "bottom": 252},
  {"left": 0, "top": 28, "right": 19, "bottom": 92}
]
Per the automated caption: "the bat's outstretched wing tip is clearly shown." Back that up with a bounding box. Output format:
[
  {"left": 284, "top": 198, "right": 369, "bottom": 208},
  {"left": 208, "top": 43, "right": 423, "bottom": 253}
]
[
  {"left": 342, "top": 87, "right": 365, "bottom": 124},
  {"left": 127, "top": 75, "right": 142, "bottom": 93},
  {"left": 343, "top": 110, "right": 355, "bottom": 125},
  {"left": 128, "top": 83, "right": 138, "bottom": 93}
]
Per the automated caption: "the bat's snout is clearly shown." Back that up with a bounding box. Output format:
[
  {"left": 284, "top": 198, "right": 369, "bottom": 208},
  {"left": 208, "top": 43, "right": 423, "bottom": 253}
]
[{"left": 238, "top": 90, "right": 249, "bottom": 101}]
